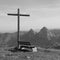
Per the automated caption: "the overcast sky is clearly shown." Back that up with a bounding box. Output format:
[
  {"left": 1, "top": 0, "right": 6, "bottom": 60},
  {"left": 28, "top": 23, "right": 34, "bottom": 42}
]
[{"left": 0, "top": 0, "right": 60, "bottom": 32}]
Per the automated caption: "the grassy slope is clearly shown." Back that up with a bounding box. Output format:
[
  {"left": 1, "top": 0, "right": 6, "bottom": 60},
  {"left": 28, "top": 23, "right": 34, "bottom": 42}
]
[{"left": 0, "top": 48, "right": 60, "bottom": 60}]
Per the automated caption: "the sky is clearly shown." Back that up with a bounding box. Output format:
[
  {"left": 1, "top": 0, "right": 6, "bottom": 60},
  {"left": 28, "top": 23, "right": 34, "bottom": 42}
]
[{"left": 0, "top": 0, "right": 60, "bottom": 32}]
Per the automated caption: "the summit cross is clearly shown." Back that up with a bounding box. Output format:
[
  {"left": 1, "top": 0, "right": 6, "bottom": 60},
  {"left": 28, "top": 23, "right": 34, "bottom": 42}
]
[{"left": 7, "top": 8, "right": 30, "bottom": 48}]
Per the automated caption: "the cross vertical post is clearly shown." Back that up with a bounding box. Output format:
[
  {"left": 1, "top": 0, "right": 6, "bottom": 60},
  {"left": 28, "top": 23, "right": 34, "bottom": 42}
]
[
  {"left": 17, "top": 8, "right": 20, "bottom": 48},
  {"left": 7, "top": 8, "right": 30, "bottom": 48}
]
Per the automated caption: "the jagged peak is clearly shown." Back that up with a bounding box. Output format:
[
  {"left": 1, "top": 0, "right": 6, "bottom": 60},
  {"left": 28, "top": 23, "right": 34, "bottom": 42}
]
[
  {"left": 38, "top": 26, "right": 48, "bottom": 34},
  {"left": 40, "top": 27, "right": 48, "bottom": 31},
  {"left": 28, "top": 29, "right": 34, "bottom": 34}
]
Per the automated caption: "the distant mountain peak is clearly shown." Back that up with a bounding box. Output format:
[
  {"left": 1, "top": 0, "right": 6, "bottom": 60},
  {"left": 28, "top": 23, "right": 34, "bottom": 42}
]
[
  {"left": 41, "top": 26, "right": 48, "bottom": 30},
  {"left": 28, "top": 29, "right": 34, "bottom": 33},
  {"left": 38, "top": 27, "right": 48, "bottom": 36},
  {"left": 40, "top": 27, "right": 48, "bottom": 32},
  {"left": 38, "top": 27, "right": 55, "bottom": 40}
]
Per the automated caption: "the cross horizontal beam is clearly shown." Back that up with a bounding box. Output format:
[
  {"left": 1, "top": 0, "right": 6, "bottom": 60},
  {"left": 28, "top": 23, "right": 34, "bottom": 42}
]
[{"left": 8, "top": 13, "right": 30, "bottom": 16}]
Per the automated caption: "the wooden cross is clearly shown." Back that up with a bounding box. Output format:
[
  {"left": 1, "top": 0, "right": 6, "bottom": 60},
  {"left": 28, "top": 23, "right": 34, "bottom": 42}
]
[{"left": 7, "top": 8, "right": 30, "bottom": 48}]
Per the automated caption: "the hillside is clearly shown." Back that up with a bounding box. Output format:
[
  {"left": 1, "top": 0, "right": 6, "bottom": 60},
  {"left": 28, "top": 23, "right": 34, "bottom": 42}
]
[
  {"left": 6, "top": 27, "right": 58, "bottom": 48},
  {"left": 0, "top": 27, "right": 60, "bottom": 49}
]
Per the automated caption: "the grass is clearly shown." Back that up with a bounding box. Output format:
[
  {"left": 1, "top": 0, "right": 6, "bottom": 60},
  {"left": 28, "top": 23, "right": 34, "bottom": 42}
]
[{"left": 0, "top": 47, "right": 60, "bottom": 60}]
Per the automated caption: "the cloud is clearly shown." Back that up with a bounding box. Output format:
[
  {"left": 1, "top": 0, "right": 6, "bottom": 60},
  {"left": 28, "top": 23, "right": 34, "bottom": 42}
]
[
  {"left": 0, "top": 0, "right": 60, "bottom": 8},
  {"left": 0, "top": 11, "right": 7, "bottom": 16},
  {"left": 26, "top": 7, "right": 60, "bottom": 18}
]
